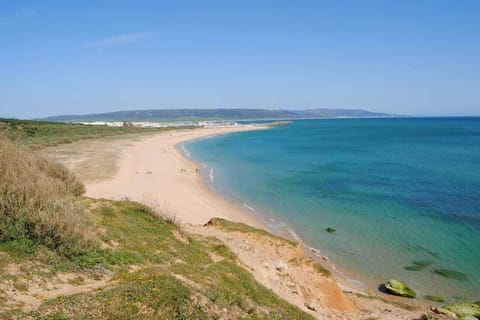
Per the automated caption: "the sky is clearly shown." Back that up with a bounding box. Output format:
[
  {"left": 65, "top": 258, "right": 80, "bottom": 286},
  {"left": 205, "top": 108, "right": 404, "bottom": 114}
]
[{"left": 1, "top": 0, "right": 479, "bottom": 119}]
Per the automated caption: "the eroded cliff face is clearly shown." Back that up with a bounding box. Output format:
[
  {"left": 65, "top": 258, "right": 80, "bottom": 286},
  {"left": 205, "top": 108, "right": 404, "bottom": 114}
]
[{"left": 186, "top": 218, "right": 428, "bottom": 320}]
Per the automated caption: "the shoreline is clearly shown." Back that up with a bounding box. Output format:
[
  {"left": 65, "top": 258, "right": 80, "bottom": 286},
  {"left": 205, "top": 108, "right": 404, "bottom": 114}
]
[
  {"left": 175, "top": 127, "right": 433, "bottom": 309},
  {"left": 177, "top": 136, "right": 370, "bottom": 289},
  {"left": 85, "top": 125, "right": 268, "bottom": 228}
]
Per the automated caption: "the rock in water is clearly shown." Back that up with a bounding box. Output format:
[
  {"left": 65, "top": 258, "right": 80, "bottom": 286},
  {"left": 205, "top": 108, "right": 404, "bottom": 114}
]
[
  {"left": 326, "top": 227, "right": 336, "bottom": 233},
  {"left": 384, "top": 279, "right": 416, "bottom": 298},
  {"left": 430, "top": 306, "right": 457, "bottom": 318},
  {"left": 443, "top": 302, "right": 480, "bottom": 319}
]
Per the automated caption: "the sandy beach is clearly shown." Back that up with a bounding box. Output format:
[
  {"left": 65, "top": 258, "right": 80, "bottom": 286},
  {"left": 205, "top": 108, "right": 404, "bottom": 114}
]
[{"left": 85, "top": 125, "right": 266, "bottom": 227}]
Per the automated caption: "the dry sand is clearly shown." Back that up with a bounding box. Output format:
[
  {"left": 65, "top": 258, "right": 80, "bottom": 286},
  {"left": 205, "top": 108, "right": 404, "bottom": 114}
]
[{"left": 85, "top": 125, "right": 266, "bottom": 226}]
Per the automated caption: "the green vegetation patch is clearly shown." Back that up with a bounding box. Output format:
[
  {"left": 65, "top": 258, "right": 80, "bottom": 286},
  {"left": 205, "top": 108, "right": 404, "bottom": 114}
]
[
  {"left": 384, "top": 279, "right": 416, "bottom": 298},
  {"left": 14, "top": 200, "right": 314, "bottom": 319},
  {"left": 36, "top": 272, "right": 207, "bottom": 320},
  {"left": 0, "top": 118, "right": 177, "bottom": 149},
  {"left": 0, "top": 138, "right": 95, "bottom": 258},
  {"left": 311, "top": 261, "right": 331, "bottom": 276},
  {"left": 171, "top": 259, "right": 313, "bottom": 319},
  {"left": 91, "top": 200, "right": 212, "bottom": 268},
  {"left": 0, "top": 238, "right": 37, "bottom": 258},
  {"left": 211, "top": 242, "right": 237, "bottom": 261},
  {"left": 205, "top": 218, "right": 298, "bottom": 247},
  {"left": 95, "top": 200, "right": 310, "bottom": 319},
  {"left": 437, "top": 302, "right": 480, "bottom": 319}
]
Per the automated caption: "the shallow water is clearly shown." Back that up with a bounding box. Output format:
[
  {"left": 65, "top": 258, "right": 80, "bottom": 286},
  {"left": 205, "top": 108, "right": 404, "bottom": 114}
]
[{"left": 185, "top": 118, "right": 480, "bottom": 301}]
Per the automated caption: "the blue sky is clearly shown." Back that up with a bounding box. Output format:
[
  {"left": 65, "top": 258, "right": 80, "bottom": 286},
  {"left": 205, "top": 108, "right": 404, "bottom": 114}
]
[{"left": 1, "top": 0, "right": 479, "bottom": 118}]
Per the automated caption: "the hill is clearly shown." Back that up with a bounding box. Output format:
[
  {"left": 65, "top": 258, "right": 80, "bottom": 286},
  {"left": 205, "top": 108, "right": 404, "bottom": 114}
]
[{"left": 42, "top": 108, "right": 394, "bottom": 122}]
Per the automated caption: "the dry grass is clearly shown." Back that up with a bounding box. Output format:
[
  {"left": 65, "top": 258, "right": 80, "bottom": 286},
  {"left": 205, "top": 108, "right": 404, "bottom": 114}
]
[
  {"left": 0, "top": 137, "right": 97, "bottom": 257},
  {"left": 140, "top": 196, "right": 180, "bottom": 225}
]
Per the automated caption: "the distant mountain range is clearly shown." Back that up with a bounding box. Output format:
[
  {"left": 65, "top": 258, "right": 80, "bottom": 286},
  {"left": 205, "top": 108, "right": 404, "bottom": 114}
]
[{"left": 42, "top": 108, "right": 396, "bottom": 122}]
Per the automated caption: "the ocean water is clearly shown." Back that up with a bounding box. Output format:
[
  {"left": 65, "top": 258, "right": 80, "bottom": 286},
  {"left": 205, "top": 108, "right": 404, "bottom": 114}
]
[{"left": 184, "top": 118, "right": 480, "bottom": 301}]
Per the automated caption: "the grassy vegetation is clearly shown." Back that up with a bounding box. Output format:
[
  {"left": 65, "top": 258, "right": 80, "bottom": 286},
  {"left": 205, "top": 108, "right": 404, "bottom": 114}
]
[
  {"left": 0, "top": 137, "right": 95, "bottom": 258},
  {"left": 37, "top": 272, "right": 209, "bottom": 319},
  {"left": 0, "top": 118, "right": 181, "bottom": 149},
  {"left": 0, "top": 199, "right": 313, "bottom": 319},
  {"left": 205, "top": 218, "right": 298, "bottom": 247}
]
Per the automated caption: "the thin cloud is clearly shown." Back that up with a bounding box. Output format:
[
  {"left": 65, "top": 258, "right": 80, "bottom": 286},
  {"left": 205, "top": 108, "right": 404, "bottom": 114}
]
[{"left": 88, "top": 32, "right": 147, "bottom": 47}]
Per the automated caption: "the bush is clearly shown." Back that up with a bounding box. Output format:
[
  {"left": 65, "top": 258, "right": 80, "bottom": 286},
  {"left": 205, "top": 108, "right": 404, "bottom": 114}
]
[{"left": 0, "top": 137, "right": 96, "bottom": 257}]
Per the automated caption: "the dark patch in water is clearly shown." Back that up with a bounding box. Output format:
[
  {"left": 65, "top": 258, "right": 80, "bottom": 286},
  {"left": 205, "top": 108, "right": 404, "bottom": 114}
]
[
  {"left": 433, "top": 269, "right": 468, "bottom": 281},
  {"left": 448, "top": 212, "right": 480, "bottom": 230},
  {"left": 407, "top": 245, "right": 441, "bottom": 259},
  {"left": 403, "top": 260, "right": 434, "bottom": 272}
]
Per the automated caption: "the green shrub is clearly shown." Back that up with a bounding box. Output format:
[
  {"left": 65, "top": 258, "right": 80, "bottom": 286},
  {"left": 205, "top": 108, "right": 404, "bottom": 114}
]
[{"left": 0, "top": 137, "right": 96, "bottom": 258}]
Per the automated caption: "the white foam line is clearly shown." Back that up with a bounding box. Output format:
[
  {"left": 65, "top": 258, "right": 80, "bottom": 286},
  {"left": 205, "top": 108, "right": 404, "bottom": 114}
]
[
  {"left": 242, "top": 203, "right": 256, "bottom": 213},
  {"left": 288, "top": 229, "right": 303, "bottom": 243},
  {"left": 209, "top": 168, "right": 214, "bottom": 182},
  {"left": 181, "top": 144, "right": 190, "bottom": 157}
]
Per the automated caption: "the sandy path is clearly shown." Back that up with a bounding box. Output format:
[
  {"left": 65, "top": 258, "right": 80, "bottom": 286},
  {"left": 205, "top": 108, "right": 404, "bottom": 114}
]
[{"left": 85, "top": 126, "right": 265, "bottom": 226}]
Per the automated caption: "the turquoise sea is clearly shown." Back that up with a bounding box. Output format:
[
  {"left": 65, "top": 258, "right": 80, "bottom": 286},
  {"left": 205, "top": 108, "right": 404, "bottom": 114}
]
[{"left": 184, "top": 118, "right": 480, "bottom": 301}]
